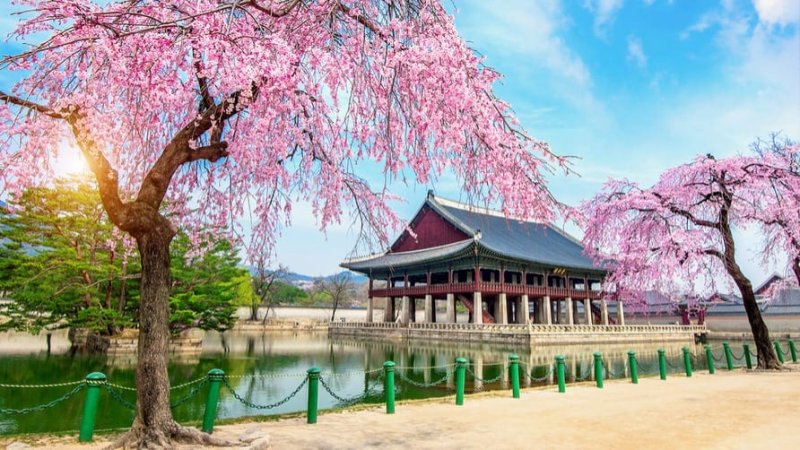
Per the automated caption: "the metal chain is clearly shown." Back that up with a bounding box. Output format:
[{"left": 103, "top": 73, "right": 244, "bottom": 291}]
[
  {"left": 107, "top": 382, "right": 137, "bottom": 392},
  {"left": 665, "top": 356, "right": 680, "bottom": 369},
  {"left": 729, "top": 349, "right": 745, "bottom": 361},
  {"left": 104, "top": 384, "right": 136, "bottom": 411},
  {"left": 710, "top": 350, "right": 724, "bottom": 362},
  {"left": 519, "top": 364, "right": 553, "bottom": 382},
  {"left": 603, "top": 360, "right": 624, "bottom": 378},
  {"left": 465, "top": 367, "right": 503, "bottom": 383},
  {"left": 226, "top": 372, "right": 311, "bottom": 380},
  {"left": 393, "top": 363, "right": 456, "bottom": 372},
  {"left": 0, "top": 383, "right": 85, "bottom": 415},
  {"left": 170, "top": 379, "right": 208, "bottom": 409},
  {"left": 170, "top": 376, "right": 209, "bottom": 390},
  {"left": 319, "top": 375, "right": 382, "bottom": 405},
  {"left": 222, "top": 376, "right": 308, "bottom": 410},
  {"left": 0, "top": 380, "right": 85, "bottom": 389},
  {"left": 574, "top": 363, "right": 594, "bottom": 381},
  {"left": 396, "top": 371, "right": 449, "bottom": 388},
  {"left": 635, "top": 359, "right": 657, "bottom": 373}
]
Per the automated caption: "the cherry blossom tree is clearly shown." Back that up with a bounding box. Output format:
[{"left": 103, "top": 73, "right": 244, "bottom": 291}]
[
  {"left": 0, "top": 1, "right": 564, "bottom": 447},
  {"left": 583, "top": 155, "right": 781, "bottom": 370},
  {"left": 743, "top": 137, "right": 800, "bottom": 284}
]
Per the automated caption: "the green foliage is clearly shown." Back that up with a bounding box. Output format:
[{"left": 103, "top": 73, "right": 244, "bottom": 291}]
[
  {"left": 272, "top": 281, "right": 308, "bottom": 304},
  {"left": 168, "top": 233, "right": 245, "bottom": 334},
  {"left": 1, "top": 180, "right": 247, "bottom": 337},
  {"left": 0, "top": 178, "right": 135, "bottom": 335}
]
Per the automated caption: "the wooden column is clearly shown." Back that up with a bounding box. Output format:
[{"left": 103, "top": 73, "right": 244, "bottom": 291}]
[
  {"left": 617, "top": 301, "right": 625, "bottom": 326},
  {"left": 521, "top": 294, "right": 530, "bottom": 324},
  {"left": 565, "top": 297, "right": 573, "bottom": 325},
  {"left": 498, "top": 293, "right": 508, "bottom": 324},
  {"left": 543, "top": 296, "right": 552, "bottom": 325},
  {"left": 601, "top": 300, "right": 609, "bottom": 326},
  {"left": 424, "top": 294, "right": 434, "bottom": 323},
  {"left": 385, "top": 297, "right": 395, "bottom": 323},
  {"left": 446, "top": 293, "right": 456, "bottom": 323},
  {"left": 472, "top": 292, "right": 483, "bottom": 324},
  {"left": 584, "top": 298, "right": 592, "bottom": 325}
]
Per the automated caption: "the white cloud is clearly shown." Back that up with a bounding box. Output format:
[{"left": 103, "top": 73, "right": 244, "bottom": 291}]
[
  {"left": 584, "top": 0, "right": 625, "bottom": 37},
  {"left": 626, "top": 35, "right": 647, "bottom": 68},
  {"left": 753, "top": 0, "right": 800, "bottom": 26},
  {"left": 455, "top": 0, "right": 602, "bottom": 114}
]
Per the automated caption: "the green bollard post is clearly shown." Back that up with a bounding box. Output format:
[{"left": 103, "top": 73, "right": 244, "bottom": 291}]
[
  {"left": 789, "top": 341, "right": 798, "bottom": 363},
  {"left": 773, "top": 341, "right": 785, "bottom": 363},
  {"left": 627, "top": 351, "right": 638, "bottom": 384},
  {"left": 78, "top": 372, "right": 107, "bottom": 443},
  {"left": 723, "top": 342, "right": 733, "bottom": 371},
  {"left": 682, "top": 347, "right": 693, "bottom": 377},
  {"left": 509, "top": 354, "right": 520, "bottom": 399},
  {"left": 657, "top": 349, "right": 667, "bottom": 381},
  {"left": 455, "top": 357, "right": 467, "bottom": 406},
  {"left": 202, "top": 368, "right": 225, "bottom": 433},
  {"left": 743, "top": 344, "right": 753, "bottom": 369},
  {"left": 704, "top": 344, "right": 715, "bottom": 374},
  {"left": 306, "top": 368, "right": 320, "bottom": 424},
  {"left": 555, "top": 355, "right": 566, "bottom": 393},
  {"left": 383, "top": 361, "right": 395, "bottom": 414},
  {"left": 593, "top": 352, "right": 604, "bottom": 388}
]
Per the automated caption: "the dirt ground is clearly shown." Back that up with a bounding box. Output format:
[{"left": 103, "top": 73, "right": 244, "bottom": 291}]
[{"left": 5, "top": 369, "right": 799, "bottom": 449}]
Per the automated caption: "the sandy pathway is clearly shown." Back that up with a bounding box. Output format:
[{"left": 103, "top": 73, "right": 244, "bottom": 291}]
[{"left": 4, "top": 369, "right": 798, "bottom": 449}]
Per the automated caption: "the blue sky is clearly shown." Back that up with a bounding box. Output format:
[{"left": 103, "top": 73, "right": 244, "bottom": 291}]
[
  {"left": 1, "top": 1, "right": 799, "bottom": 284},
  {"left": 282, "top": 0, "right": 800, "bottom": 282}
]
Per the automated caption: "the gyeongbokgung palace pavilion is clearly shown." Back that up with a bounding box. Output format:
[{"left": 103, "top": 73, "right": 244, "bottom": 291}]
[
  {"left": 341, "top": 192, "right": 620, "bottom": 327},
  {"left": 337, "top": 192, "right": 706, "bottom": 343}
]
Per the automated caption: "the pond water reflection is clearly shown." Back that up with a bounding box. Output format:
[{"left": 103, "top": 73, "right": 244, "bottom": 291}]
[{"left": 0, "top": 330, "right": 737, "bottom": 435}]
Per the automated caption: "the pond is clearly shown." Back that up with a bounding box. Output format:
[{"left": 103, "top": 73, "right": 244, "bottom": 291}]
[{"left": 0, "top": 330, "right": 747, "bottom": 435}]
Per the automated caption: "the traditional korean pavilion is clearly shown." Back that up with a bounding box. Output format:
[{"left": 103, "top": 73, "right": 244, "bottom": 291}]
[{"left": 341, "top": 192, "right": 623, "bottom": 326}]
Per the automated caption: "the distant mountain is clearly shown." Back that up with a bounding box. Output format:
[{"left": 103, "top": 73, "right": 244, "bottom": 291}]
[{"left": 245, "top": 267, "right": 368, "bottom": 285}]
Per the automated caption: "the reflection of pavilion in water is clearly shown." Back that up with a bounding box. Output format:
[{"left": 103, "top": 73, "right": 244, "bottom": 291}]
[{"left": 332, "top": 335, "right": 696, "bottom": 391}]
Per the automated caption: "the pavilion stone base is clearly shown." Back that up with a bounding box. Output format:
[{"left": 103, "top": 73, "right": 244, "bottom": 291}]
[{"left": 329, "top": 323, "right": 707, "bottom": 345}]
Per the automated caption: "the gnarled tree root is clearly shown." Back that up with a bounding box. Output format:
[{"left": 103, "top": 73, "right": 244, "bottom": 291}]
[{"left": 104, "top": 421, "right": 235, "bottom": 450}]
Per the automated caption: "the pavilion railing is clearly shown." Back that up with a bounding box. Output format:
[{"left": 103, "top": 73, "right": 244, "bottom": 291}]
[
  {"left": 330, "top": 321, "right": 707, "bottom": 334},
  {"left": 369, "top": 284, "right": 603, "bottom": 299}
]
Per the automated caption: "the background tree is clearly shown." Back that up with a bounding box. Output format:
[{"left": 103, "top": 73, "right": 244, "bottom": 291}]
[
  {"left": 0, "top": 178, "right": 135, "bottom": 336},
  {"left": 744, "top": 134, "right": 800, "bottom": 284},
  {"left": 315, "top": 272, "right": 353, "bottom": 321},
  {"left": 168, "top": 233, "right": 247, "bottom": 334},
  {"left": 0, "top": 1, "right": 564, "bottom": 446},
  {"left": 583, "top": 155, "right": 781, "bottom": 369},
  {"left": 249, "top": 260, "right": 289, "bottom": 322}
]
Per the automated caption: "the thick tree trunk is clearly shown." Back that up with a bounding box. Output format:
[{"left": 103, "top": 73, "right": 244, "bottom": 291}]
[
  {"left": 718, "top": 202, "right": 780, "bottom": 370},
  {"left": 730, "top": 271, "right": 781, "bottom": 369},
  {"left": 132, "top": 226, "right": 177, "bottom": 444},
  {"left": 792, "top": 256, "right": 800, "bottom": 286}
]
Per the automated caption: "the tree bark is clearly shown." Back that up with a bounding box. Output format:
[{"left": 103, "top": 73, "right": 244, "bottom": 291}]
[
  {"left": 718, "top": 198, "right": 780, "bottom": 369},
  {"left": 793, "top": 256, "right": 800, "bottom": 286},
  {"left": 132, "top": 220, "right": 177, "bottom": 445}
]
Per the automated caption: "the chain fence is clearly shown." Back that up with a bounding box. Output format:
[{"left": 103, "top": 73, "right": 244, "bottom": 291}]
[
  {"left": 319, "top": 374, "right": 384, "bottom": 406},
  {"left": 104, "top": 384, "right": 136, "bottom": 411},
  {"left": 519, "top": 364, "right": 553, "bottom": 382},
  {"left": 574, "top": 363, "right": 594, "bottom": 381},
  {"left": 466, "top": 366, "right": 503, "bottom": 384},
  {"left": 603, "top": 360, "right": 625, "bottom": 378},
  {"left": 396, "top": 370, "right": 450, "bottom": 388},
  {"left": 170, "top": 379, "right": 209, "bottom": 409},
  {"left": 0, "top": 380, "right": 85, "bottom": 389},
  {"left": 0, "top": 383, "right": 86, "bottom": 415},
  {"left": 222, "top": 375, "right": 308, "bottom": 410}
]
